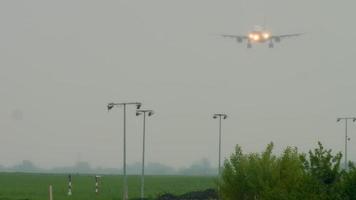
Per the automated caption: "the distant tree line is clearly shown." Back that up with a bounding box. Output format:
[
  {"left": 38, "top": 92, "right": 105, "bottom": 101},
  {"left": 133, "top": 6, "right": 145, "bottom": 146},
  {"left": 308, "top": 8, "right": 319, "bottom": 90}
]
[
  {"left": 0, "top": 159, "right": 218, "bottom": 176},
  {"left": 221, "top": 142, "right": 356, "bottom": 200}
]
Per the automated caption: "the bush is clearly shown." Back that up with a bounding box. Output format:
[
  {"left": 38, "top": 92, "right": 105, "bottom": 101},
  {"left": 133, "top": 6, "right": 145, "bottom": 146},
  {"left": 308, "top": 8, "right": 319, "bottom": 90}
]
[{"left": 220, "top": 142, "right": 352, "bottom": 200}]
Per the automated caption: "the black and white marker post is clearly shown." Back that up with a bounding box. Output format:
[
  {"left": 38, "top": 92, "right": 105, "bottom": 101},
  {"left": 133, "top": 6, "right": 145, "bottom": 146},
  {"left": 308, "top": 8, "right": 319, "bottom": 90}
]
[
  {"left": 95, "top": 175, "right": 100, "bottom": 194},
  {"left": 68, "top": 174, "right": 72, "bottom": 196}
]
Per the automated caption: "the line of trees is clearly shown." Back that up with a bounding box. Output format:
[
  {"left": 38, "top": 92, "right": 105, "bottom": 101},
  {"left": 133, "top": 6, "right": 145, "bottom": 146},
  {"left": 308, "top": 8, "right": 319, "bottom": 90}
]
[
  {"left": 221, "top": 142, "right": 356, "bottom": 200},
  {"left": 0, "top": 159, "right": 218, "bottom": 176}
]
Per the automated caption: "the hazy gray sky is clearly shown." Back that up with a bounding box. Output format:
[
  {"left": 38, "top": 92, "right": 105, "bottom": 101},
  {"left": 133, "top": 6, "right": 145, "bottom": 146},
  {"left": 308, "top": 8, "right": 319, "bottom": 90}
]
[{"left": 1, "top": 0, "right": 356, "bottom": 169}]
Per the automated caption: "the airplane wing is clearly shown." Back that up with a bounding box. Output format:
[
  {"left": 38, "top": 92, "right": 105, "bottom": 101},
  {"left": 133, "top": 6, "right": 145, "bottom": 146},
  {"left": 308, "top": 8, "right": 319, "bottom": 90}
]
[
  {"left": 273, "top": 33, "right": 304, "bottom": 39},
  {"left": 221, "top": 34, "right": 248, "bottom": 42}
]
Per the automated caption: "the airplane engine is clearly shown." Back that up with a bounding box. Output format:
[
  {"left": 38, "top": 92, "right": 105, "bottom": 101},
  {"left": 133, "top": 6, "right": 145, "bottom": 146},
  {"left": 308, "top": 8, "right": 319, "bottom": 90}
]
[
  {"left": 274, "top": 37, "right": 281, "bottom": 43},
  {"left": 236, "top": 37, "right": 243, "bottom": 43}
]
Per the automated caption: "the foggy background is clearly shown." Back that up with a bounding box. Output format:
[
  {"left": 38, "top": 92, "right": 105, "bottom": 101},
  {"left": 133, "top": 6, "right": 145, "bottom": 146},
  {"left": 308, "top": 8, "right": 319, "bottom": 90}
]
[{"left": 1, "top": 0, "right": 356, "bottom": 172}]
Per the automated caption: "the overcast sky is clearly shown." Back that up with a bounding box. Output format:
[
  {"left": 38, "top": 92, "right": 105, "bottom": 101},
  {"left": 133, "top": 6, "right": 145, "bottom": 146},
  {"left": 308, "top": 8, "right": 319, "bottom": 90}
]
[{"left": 1, "top": 0, "right": 356, "bottom": 169}]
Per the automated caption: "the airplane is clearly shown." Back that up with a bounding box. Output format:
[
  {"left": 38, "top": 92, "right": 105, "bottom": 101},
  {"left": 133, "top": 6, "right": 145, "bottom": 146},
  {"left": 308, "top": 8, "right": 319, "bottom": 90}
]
[{"left": 221, "top": 26, "right": 303, "bottom": 48}]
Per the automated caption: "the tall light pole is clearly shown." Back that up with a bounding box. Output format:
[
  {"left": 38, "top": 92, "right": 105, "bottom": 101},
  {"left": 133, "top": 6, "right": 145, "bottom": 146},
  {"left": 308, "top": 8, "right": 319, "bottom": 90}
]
[
  {"left": 136, "top": 110, "right": 154, "bottom": 200},
  {"left": 108, "top": 102, "right": 142, "bottom": 200},
  {"left": 213, "top": 113, "right": 228, "bottom": 198},
  {"left": 337, "top": 117, "right": 356, "bottom": 170}
]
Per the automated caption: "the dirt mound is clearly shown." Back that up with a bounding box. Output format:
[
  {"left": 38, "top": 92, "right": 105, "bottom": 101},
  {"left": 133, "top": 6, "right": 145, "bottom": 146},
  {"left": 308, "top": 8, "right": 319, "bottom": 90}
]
[{"left": 156, "top": 188, "right": 218, "bottom": 200}]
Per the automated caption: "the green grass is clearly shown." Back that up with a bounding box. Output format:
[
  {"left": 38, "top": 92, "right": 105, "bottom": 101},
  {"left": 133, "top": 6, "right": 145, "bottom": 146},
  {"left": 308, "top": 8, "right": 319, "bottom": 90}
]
[{"left": 0, "top": 173, "right": 216, "bottom": 200}]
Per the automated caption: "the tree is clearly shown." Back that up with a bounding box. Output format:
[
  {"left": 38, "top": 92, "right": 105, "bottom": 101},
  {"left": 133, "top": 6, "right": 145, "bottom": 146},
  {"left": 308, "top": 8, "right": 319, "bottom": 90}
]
[
  {"left": 178, "top": 158, "right": 216, "bottom": 176},
  {"left": 341, "top": 163, "right": 356, "bottom": 200},
  {"left": 300, "top": 142, "right": 344, "bottom": 200},
  {"left": 220, "top": 143, "right": 306, "bottom": 200},
  {"left": 12, "top": 160, "right": 39, "bottom": 172}
]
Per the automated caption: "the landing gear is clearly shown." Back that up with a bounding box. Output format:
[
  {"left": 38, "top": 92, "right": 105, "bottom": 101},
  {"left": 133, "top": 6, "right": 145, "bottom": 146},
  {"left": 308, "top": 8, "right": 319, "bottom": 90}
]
[
  {"left": 236, "top": 37, "right": 243, "bottom": 43},
  {"left": 268, "top": 42, "right": 274, "bottom": 48}
]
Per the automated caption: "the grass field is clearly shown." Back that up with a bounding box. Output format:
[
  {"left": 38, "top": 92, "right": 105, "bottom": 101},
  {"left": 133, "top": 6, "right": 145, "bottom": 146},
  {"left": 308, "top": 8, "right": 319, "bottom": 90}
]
[{"left": 0, "top": 173, "right": 216, "bottom": 200}]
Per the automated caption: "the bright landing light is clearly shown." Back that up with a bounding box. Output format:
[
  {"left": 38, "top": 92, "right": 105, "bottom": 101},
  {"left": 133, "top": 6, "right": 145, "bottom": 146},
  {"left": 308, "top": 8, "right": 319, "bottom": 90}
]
[
  {"left": 262, "top": 32, "right": 270, "bottom": 39},
  {"left": 253, "top": 34, "right": 260, "bottom": 41},
  {"left": 248, "top": 33, "right": 261, "bottom": 41}
]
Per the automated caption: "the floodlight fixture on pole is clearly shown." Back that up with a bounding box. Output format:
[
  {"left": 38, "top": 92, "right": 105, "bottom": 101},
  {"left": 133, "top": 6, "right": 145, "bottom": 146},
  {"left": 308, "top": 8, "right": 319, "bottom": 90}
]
[
  {"left": 337, "top": 117, "right": 356, "bottom": 171},
  {"left": 107, "top": 102, "right": 142, "bottom": 111},
  {"left": 213, "top": 113, "right": 228, "bottom": 199},
  {"left": 213, "top": 114, "right": 228, "bottom": 175},
  {"left": 136, "top": 109, "right": 154, "bottom": 200},
  {"left": 107, "top": 101, "right": 142, "bottom": 200}
]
